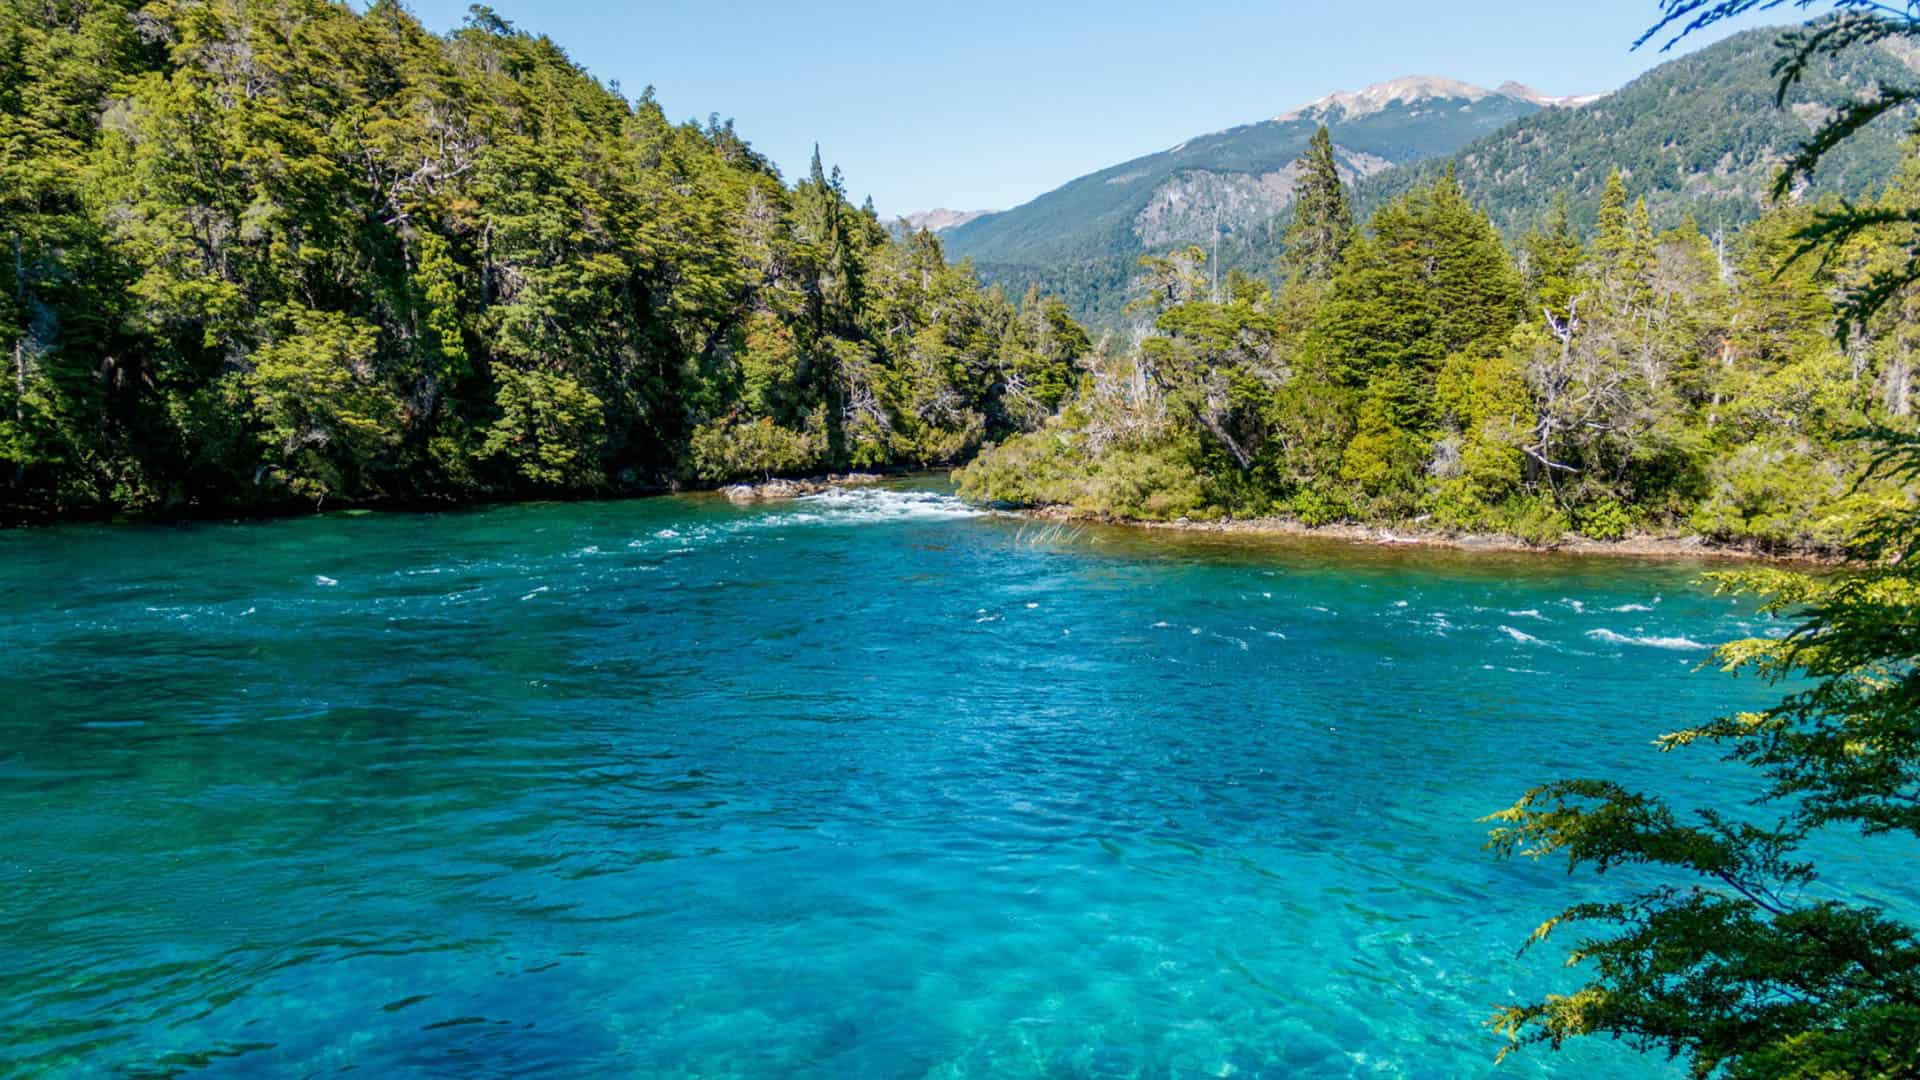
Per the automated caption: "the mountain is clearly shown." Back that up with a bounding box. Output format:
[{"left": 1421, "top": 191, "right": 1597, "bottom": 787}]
[
  {"left": 897, "top": 208, "right": 992, "bottom": 233},
  {"left": 940, "top": 76, "right": 1594, "bottom": 328},
  {"left": 1350, "top": 25, "right": 1920, "bottom": 242}
]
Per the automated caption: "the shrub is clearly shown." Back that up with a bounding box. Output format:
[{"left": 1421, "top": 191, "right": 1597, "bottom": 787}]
[
  {"left": 1574, "top": 497, "right": 1634, "bottom": 541},
  {"left": 1493, "top": 496, "right": 1570, "bottom": 547},
  {"left": 686, "top": 413, "right": 825, "bottom": 483},
  {"left": 1291, "top": 484, "right": 1351, "bottom": 527}
]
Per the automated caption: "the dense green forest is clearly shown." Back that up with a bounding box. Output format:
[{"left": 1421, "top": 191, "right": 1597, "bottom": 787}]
[
  {"left": 958, "top": 128, "right": 1918, "bottom": 555},
  {"left": 0, "top": 0, "right": 1088, "bottom": 520},
  {"left": 7, "top": 0, "right": 1916, "bottom": 555}
]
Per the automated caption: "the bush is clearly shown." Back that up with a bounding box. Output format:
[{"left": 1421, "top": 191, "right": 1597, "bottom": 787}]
[
  {"left": 1574, "top": 497, "right": 1634, "bottom": 541},
  {"left": 1077, "top": 448, "right": 1218, "bottom": 521},
  {"left": 1492, "top": 496, "right": 1570, "bottom": 547},
  {"left": 953, "top": 430, "right": 1078, "bottom": 507},
  {"left": 686, "top": 413, "right": 825, "bottom": 483},
  {"left": 1292, "top": 484, "right": 1352, "bottom": 527},
  {"left": 1687, "top": 438, "right": 1869, "bottom": 552}
]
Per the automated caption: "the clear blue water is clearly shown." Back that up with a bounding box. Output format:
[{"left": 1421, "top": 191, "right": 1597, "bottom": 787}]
[{"left": 1, "top": 483, "right": 1903, "bottom": 1077}]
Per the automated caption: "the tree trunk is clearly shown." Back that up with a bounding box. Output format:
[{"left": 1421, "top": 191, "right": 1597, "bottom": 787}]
[{"left": 12, "top": 233, "right": 24, "bottom": 488}]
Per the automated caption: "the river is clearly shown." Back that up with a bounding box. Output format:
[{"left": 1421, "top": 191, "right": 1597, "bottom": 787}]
[{"left": 3, "top": 482, "right": 1903, "bottom": 1077}]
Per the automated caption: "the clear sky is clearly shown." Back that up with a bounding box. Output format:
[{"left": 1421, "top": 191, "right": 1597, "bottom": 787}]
[{"left": 391, "top": 1, "right": 1788, "bottom": 218}]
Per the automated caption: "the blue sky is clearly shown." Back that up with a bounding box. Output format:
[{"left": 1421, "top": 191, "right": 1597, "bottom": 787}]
[{"left": 394, "top": 1, "right": 1786, "bottom": 217}]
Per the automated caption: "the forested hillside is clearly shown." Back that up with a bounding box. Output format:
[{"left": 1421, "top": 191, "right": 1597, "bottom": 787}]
[
  {"left": 957, "top": 133, "right": 1919, "bottom": 555},
  {"left": 1349, "top": 23, "right": 1920, "bottom": 240},
  {"left": 1006, "top": 24, "right": 1920, "bottom": 333},
  {"left": 944, "top": 78, "right": 1562, "bottom": 330},
  {"left": 0, "top": 0, "right": 1089, "bottom": 520}
]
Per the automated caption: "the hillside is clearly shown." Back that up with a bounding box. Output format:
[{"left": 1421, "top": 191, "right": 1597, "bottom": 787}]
[
  {"left": 940, "top": 78, "right": 1586, "bottom": 330},
  {"left": 971, "top": 25, "right": 1920, "bottom": 332},
  {"left": 1315, "top": 25, "right": 1920, "bottom": 262}
]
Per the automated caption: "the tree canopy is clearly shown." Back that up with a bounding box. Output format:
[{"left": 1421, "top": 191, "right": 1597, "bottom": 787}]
[{"left": 0, "top": 0, "right": 1090, "bottom": 519}]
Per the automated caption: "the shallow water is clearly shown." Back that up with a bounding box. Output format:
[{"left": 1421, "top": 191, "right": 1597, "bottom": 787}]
[{"left": 1, "top": 483, "right": 1906, "bottom": 1077}]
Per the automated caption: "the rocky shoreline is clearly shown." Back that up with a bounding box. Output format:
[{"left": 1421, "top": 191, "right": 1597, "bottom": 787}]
[{"left": 1023, "top": 505, "right": 1845, "bottom": 564}]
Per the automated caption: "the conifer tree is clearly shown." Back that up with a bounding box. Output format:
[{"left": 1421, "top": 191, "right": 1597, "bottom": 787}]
[
  {"left": 1279, "top": 126, "right": 1353, "bottom": 284},
  {"left": 1523, "top": 192, "right": 1584, "bottom": 315}
]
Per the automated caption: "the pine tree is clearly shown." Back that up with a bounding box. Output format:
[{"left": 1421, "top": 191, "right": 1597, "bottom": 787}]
[
  {"left": 1279, "top": 126, "right": 1353, "bottom": 284},
  {"left": 1523, "top": 192, "right": 1583, "bottom": 315}
]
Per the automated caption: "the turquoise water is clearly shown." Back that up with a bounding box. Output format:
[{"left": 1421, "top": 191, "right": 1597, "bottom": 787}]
[{"left": 1, "top": 483, "right": 1900, "bottom": 1077}]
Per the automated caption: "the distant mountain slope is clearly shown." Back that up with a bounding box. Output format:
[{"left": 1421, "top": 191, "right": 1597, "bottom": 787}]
[
  {"left": 945, "top": 77, "right": 1565, "bottom": 269},
  {"left": 1354, "top": 24, "right": 1920, "bottom": 241},
  {"left": 940, "top": 77, "right": 1591, "bottom": 329}
]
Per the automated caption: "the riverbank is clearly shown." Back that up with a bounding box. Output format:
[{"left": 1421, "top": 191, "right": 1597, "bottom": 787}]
[{"left": 1022, "top": 505, "right": 1847, "bottom": 565}]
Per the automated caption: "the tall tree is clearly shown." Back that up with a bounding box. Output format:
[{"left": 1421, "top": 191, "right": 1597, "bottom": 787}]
[{"left": 1279, "top": 125, "right": 1353, "bottom": 284}]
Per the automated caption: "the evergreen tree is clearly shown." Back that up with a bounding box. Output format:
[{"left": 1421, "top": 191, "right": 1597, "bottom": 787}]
[
  {"left": 1279, "top": 126, "right": 1353, "bottom": 284},
  {"left": 1523, "top": 193, "right": 1584, "bottom": 315}
]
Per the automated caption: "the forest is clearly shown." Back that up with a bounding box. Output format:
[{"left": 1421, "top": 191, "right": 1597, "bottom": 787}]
[
  {"left": 0, "top": 0, "right": 1088, "bottom": 520},
  {"left": 5, "top": 0, "right": 1917, "bottom": 560},
  {"left": 959, "top": 127, "right": 1920, "bottom": 555}
]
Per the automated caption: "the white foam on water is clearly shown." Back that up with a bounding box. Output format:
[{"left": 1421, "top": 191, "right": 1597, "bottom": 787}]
[
  {"left": 1611, "top": 603, "right": 1654, "bottom": 613},
  {"left": 1393, "top": 600, "right": 1410, "bottom": 608},
  {"left": 1506, "top": 609, "right": 1545, "bottom": 620},
  {"left": 786, "top": 487, "right": 982, "bottom": 523},
  {"left": 520, "top": 586, "right": 550, "bottom": 601},
  {"left": 314, "top": 575, "right": 338, "bottom": 587},
  {"left": 1499, "top": 625, "right": 1546, "bottom": 645},
  {"left": 629, "top": 488, "right": 983, "bottom": 556},
  {"left": 1585, "top": 628, "right": 1708, "bottom": 651},
  {"left": 1151, "top": 621, "right": 1172, "bottom": 629}
]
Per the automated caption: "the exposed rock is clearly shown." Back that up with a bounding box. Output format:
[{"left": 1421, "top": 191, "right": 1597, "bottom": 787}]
[
  {"left": 895, "top": 208, "right": 992, "bottom": 233},
  {"left": 719, "top": 473, "right": 885, "bottom": 502}
]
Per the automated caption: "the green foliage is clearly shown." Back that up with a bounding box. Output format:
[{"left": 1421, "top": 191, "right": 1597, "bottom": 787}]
[
  {"left": 0, "top": 0, "right": 1090, "bottom": 519},
  {"left": 481, "top": 367, "right": 605, "bottom": 490},
  {"left": 1313, "top": 168, "right": 1523, "bottom": 427},
  {"left": 1573, "top": 496, "right": 1634, "bottom": 541},
  {"left": 961, "top": 146, "right": 1911, "bottom": 558},
  {"left": 1487, "top": 432, "right": 1920, "bottom": 1077},
  {"left": 1279, "top": 126, "right": 1353, "bottom": 284},
  {"left": 1487, "top": 10, "right": 1920, "bottom": 1075},
  {"left": 1290, "top": 484, "right": 1351, "bottom": 527},
  {"left": 239, "top": 307, "right": 402, "bottom": 503},
  {"left": 1073, "top": 445, "right": 1216, "bottom": 521},
  {"left": 1491, "top": 495, "right": 1571, "bottom": 546},
  {"left": 687, "top": 413, "right": 826, "bottom": 483}
]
